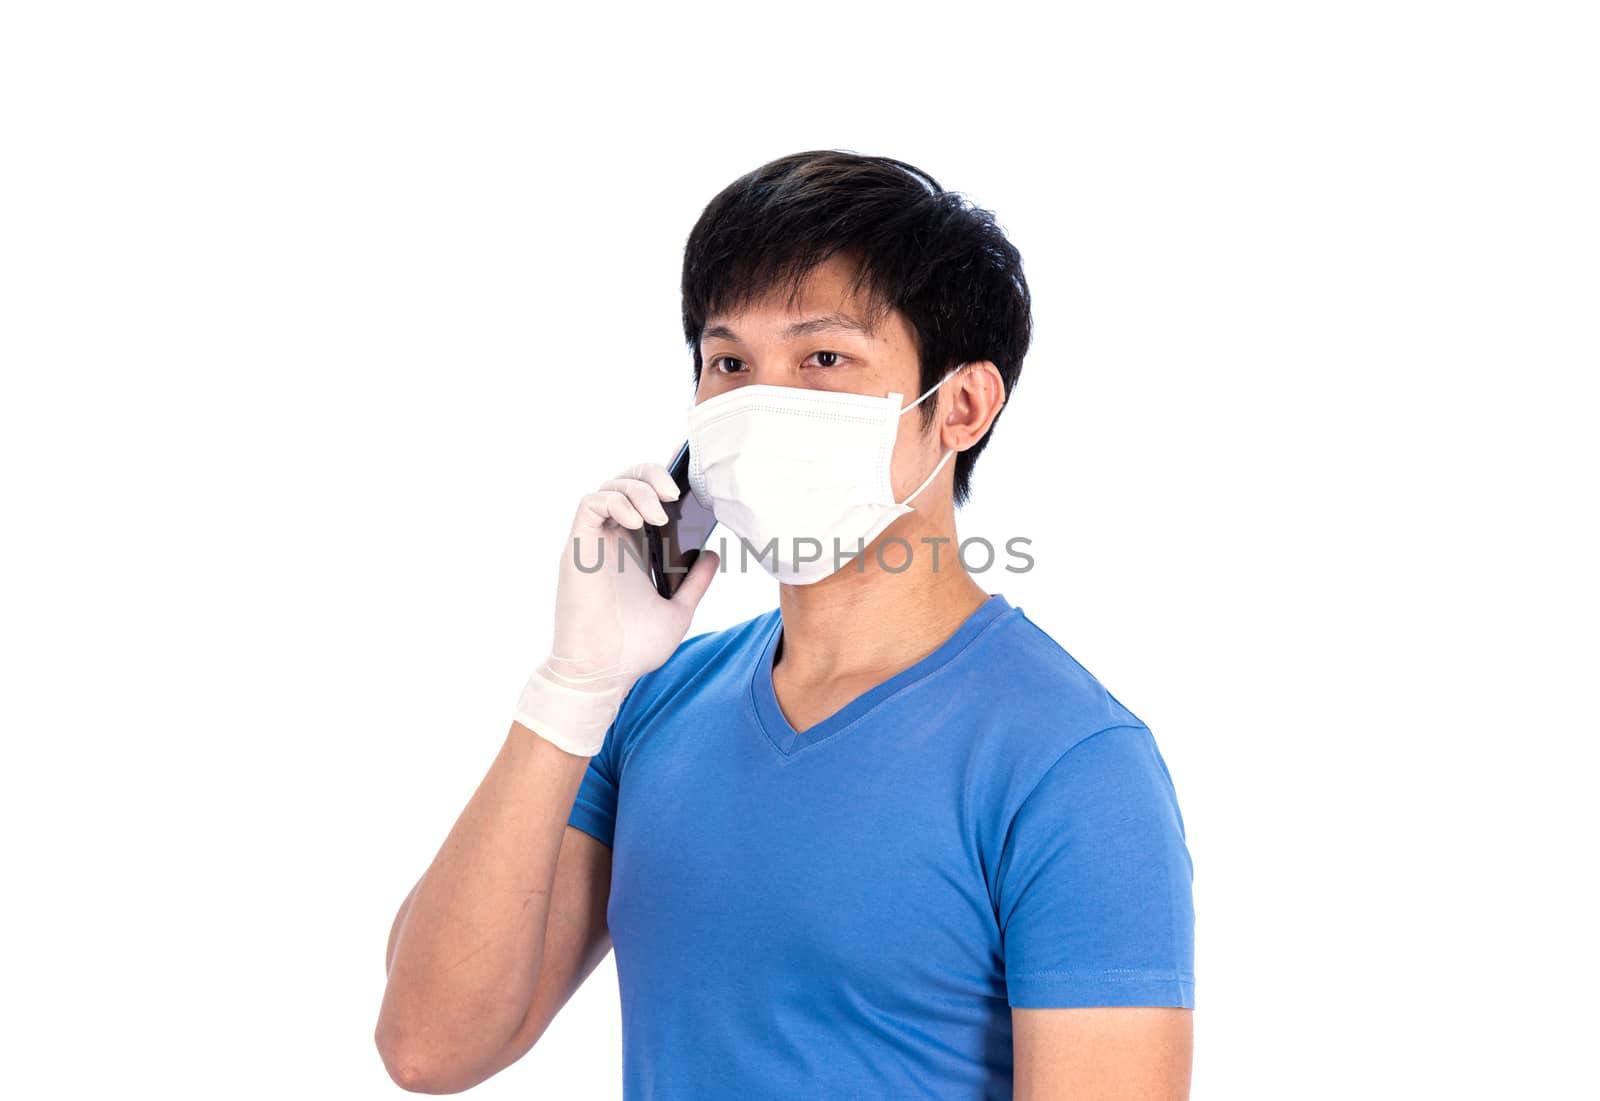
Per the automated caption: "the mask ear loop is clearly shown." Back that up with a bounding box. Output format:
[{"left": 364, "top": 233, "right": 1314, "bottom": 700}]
[
  {"left": 898, "top": 361, "right": 969, "bottom": 415},
  {"left": 898, "top": 447, "right": 957, "bottom": 507},
  {"left": 894, "top": 361, "right": 968, "bottom": 506}
]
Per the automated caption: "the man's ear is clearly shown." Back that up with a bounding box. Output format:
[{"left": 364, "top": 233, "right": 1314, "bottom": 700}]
[{"left": 941, "top": 361, "right": 1006, "bottom": 452}]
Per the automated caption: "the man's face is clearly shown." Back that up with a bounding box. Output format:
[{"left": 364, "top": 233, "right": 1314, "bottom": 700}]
[
  {"left": 696, "top": 253, "right": 921, "bottom": 404},
  {"left": 695, "top": 254, "right": 951, "bottom": 507}
]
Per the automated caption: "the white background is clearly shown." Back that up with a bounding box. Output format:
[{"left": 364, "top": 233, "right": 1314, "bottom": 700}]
[{"left": 3, "top": 2, "right": 1595, "bottom": 1098}]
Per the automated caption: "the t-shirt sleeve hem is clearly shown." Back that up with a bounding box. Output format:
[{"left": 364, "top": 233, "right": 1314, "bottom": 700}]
[
  {"left": 1006, "top": 970, "right": 1195, "bottom": 1009},
  {"left": 566, "top": 803, "right": 615, "bottom": 849}
]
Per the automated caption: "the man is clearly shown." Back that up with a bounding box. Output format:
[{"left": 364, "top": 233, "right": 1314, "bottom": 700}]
[{"left": 375, "top": 150, "right": 1195, "bottom": 1099}]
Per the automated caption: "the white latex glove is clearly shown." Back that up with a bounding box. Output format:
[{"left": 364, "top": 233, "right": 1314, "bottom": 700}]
[{"left": 514, "top": 461, "right": 720, "bottom": 756}]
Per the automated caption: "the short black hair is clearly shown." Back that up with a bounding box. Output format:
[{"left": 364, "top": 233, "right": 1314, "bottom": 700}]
[{"left": 681, "top": 149, "right": 1032, "bottom": 506}]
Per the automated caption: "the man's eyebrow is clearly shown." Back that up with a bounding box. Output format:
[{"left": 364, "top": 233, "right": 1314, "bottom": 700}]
[{"left": 701, "top": 312, "right": 874, "bottom": 345}]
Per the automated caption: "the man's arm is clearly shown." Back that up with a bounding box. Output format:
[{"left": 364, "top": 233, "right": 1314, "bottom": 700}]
[
  {"left": 1013, "top": 1007, "right": 1193, "bottom": 1100},
  {"left": 374, "top": 724, "right": 602, "bottom": 1093},
  {"left": 373, "top": 461, "right": 720, "bottom": 1094},
  {"left": 385, "top": 876, "right": 422, "bottom": 974},
  {"left": 997, "top": 726, "right": 1197, "bottom": 1098}
]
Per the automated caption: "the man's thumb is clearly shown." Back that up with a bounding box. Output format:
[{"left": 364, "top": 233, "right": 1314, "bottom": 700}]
[{"left": 670, "top": 549, "right": 720, "bottom": 609}]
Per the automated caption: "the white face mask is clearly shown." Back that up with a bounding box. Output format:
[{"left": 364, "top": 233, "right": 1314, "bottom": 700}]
[{"left": 686, "top": 366, "right": 964, "bottom": 585}]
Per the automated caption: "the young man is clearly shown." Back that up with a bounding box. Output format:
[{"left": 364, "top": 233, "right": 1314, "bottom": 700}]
[{"left": 376, "top": 151, "right": 1196, "bottom": 1099}]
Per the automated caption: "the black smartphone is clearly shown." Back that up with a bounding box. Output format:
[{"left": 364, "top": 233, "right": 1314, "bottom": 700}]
[{"left": 645, "top": 441, "right": 717, "bottom": 599}]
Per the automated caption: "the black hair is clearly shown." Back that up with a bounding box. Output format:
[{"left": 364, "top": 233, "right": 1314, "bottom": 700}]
[{"left": 680, "top": 149, "right": 1032, "bottom": 506}]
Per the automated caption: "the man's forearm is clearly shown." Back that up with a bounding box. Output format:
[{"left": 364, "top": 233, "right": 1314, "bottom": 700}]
[{"left": 375, "top": 723, "right": 590, "bottom": 1082}]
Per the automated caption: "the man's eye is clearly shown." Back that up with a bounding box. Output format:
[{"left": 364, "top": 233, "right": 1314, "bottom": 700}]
[{"left": 708, "top": 351, "right": 847, "bottom": 372}]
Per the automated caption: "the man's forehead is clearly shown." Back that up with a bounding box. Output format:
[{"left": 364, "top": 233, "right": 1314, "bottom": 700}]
[{"left": 701, "top": 309, "right": 879, "bottom": 345}]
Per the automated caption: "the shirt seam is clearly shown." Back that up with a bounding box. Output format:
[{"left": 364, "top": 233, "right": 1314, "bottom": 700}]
[
  {"left": 991, "top": 722, "right": 1150, "bottom": 927},
  {"left": 1007, "top": 722, "right": 1150, "bottom": 826},
  {"left": 1009, "top": 967, "right": 1194, "bottom": 981},
  {"left": 743, "top": 611, "right": 785, "bottom": 756}
]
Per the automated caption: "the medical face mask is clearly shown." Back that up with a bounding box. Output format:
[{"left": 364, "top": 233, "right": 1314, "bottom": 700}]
[{"left": 686, "top": 366, "right": 964, "bottom": 585}]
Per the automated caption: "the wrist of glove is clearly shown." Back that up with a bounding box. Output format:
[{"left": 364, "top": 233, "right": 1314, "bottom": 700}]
[{"left": 513, "top": 655, "right": 635, "bottom": 758}]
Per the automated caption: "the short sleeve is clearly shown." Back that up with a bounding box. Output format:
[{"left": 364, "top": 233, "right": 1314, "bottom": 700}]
[
  {"left": 996, "top": 723, "right": 1195, "bottom": 1008},
  {"left": 566, "top": 711, "right": 623, "bottom": 848}
]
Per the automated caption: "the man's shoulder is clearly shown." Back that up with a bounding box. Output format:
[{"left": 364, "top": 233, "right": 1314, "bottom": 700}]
[
  {"left": 947, "top": 601, "right": 1164, "bottom": 790},
  {"left": 958, "top": 606, "right": 1179, "bottom": 839},
  {"left": 626, "top": 606, "right": 778, "bottom": 704},
  {"left": 968, "top": 604, "right": 1150, "bottom": 754},
  {"left": 676, "top": 606, "right": 779, "bottom": 667}
]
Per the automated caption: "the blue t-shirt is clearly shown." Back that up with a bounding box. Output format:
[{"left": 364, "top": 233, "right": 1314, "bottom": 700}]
[{"left": 567, "top": 592, "right": 1194, "bottom": 1099}]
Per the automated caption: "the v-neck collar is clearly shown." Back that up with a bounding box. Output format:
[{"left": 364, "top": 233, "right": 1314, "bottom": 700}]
[{"left": 748, "top": 593, "right": 1016, "bottom": 759}]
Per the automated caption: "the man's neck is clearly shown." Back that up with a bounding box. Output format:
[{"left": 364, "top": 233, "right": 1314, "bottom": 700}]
[{"left": 773, "top": 511, "right": 991, "bottom": 683}]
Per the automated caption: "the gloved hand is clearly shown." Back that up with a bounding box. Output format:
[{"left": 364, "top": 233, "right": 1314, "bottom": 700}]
[{"left": 514, "top": 461, "right": 720, "bottom": 756}]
